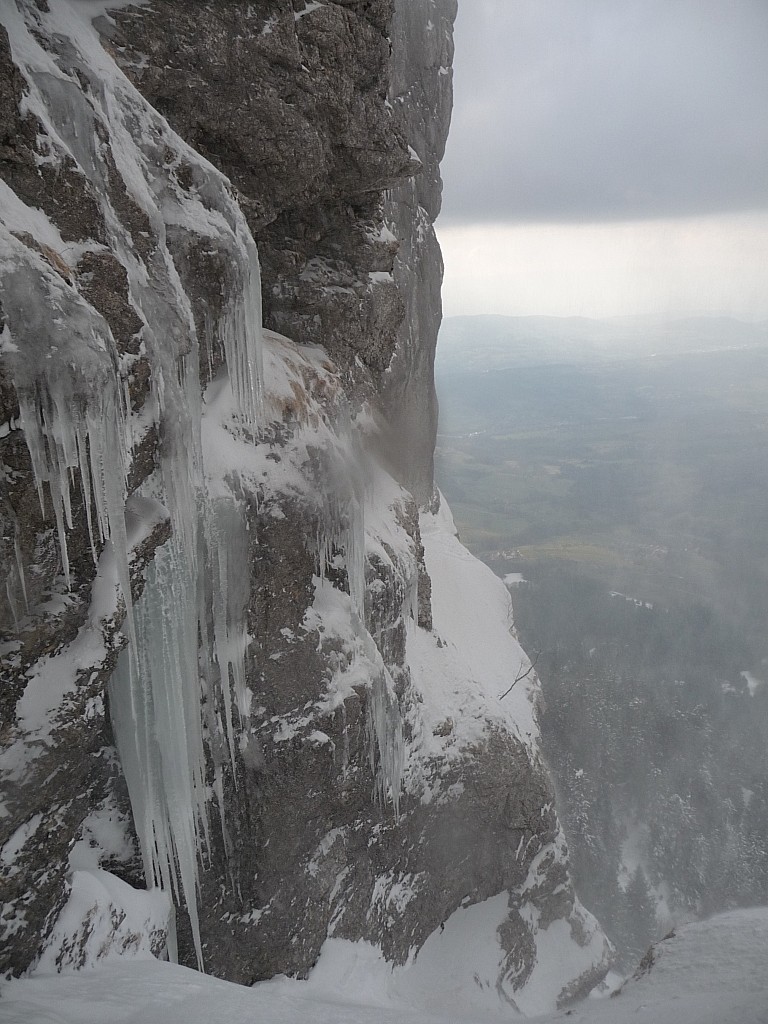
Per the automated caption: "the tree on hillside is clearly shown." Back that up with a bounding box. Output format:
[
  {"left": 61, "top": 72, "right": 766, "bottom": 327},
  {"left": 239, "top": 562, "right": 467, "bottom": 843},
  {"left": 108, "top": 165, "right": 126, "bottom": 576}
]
[{"left": 617, "top": 865, "right": 658, "bottom": 967}]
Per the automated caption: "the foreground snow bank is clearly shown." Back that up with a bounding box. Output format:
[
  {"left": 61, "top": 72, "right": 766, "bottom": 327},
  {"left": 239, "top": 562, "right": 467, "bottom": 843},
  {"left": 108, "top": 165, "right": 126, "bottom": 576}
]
[{"left": 2, "top": 908, "right": 767, "bottom": 1024}]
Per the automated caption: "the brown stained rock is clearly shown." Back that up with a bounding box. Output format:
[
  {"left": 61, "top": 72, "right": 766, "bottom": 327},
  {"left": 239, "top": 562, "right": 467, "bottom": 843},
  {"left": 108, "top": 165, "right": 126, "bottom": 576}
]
[
  {"left": 10, "top": 232, "right": 73, "bottom": 282},
  {"left": 76, "top": 251, "right": 151, "bottom": 412}
]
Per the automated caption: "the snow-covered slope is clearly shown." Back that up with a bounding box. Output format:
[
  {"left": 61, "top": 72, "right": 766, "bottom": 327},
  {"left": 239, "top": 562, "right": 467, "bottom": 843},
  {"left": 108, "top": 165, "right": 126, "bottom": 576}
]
[{"left": 2, "top": 908, "right": 766, "bottom": 1023}]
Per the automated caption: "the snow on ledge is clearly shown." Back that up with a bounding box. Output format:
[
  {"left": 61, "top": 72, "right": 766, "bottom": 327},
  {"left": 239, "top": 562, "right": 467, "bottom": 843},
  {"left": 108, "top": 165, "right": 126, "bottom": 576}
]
[{"left": 407, "top": 494, "right": 539, "bottom": 769}]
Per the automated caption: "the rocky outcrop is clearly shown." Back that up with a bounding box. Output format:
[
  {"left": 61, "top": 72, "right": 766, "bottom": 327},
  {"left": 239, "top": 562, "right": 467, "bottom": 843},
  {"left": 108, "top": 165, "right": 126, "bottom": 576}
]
[
  {"left": 100, "top": 0, "right": 415, "bottom": 381},
  {"left": 385, "top": 0, "right": 457, "bottom": 504},
  {"left": 0, "top": 0, "right": 610, "bottom": 1010}
]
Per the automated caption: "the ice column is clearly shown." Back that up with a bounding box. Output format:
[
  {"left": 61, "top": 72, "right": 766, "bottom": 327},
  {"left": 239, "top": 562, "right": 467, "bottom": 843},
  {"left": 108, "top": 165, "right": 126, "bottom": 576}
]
[
  {"left": 201, "top": 496, "right": 251, "bottom": 775},
  {"left": 367, "top": 672, "right": 405, "bottom": 816},
  {"left": 108, "top": 533, "right": 208, "bottom": 971}
]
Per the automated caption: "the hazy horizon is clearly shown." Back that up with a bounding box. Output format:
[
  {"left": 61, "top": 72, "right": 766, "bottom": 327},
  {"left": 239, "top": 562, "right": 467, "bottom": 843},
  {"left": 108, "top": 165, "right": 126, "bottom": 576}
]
[
  {"left": 440, "top": 310, "right": 768, "bottom": 326},
  {"left": 438, "top": 1, "right": 768, "bottom": 322}
]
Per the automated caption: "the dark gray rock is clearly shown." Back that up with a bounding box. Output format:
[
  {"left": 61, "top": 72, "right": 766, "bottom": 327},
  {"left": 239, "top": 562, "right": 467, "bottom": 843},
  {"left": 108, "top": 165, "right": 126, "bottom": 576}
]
[
  {"left": 104, "top": 1, "right": 417, "bottom": 382},
  {"left": 383, "top": 0, "right": 458, "bottom": 505}
]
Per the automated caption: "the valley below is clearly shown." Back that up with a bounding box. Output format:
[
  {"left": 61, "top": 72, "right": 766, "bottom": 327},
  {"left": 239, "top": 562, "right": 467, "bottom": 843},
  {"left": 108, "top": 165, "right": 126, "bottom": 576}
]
[{"left": 436, "top": 314, "right": 768, "bottom": 964}]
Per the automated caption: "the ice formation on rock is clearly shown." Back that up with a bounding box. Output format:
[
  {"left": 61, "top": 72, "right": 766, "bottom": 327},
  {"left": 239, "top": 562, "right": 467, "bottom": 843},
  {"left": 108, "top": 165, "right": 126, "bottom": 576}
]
[
  {"left": 310, "top": 404, "right": 368, "bottom": 623},
  {"left": 367, "top": 664, "right": 406, "bottom": 816},
  {"left": 200, "top": 496, "right": 252, "bottom": 776},
  {"left": 0, "top": 3, "right": 265, "bottom": 970},
  {"left": 109, "top": 493, "right": 252, "bottom": 971},
  {"left": 0, "top": 231, "right": 135, "bottom": 640},
  {"left": 108, "top": 534, "right": 208, "bottom": 970}
]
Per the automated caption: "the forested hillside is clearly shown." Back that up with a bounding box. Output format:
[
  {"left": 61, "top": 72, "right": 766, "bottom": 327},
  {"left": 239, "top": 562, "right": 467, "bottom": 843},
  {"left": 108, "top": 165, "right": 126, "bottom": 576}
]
[{"left": 436, "top": 315, "right": 768, "bottom": 963}]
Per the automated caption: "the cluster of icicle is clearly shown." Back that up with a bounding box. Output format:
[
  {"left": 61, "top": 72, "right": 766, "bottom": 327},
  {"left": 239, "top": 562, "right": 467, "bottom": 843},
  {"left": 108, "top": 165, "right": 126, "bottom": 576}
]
[
  {"left": 108, "top": 497, "right": 251, "bottom": 969},
  {"left": 1, "top": 5, "right": 261, "bottom": 970},
  {"left": 0, "top": 241, "right": 135, "bottom": 643}
]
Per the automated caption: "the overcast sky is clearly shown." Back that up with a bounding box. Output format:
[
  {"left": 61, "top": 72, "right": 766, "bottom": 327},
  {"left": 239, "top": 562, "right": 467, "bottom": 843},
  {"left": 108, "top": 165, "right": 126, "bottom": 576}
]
[{"left": 437, "top": 0, "right": 768, "bottom": 320}]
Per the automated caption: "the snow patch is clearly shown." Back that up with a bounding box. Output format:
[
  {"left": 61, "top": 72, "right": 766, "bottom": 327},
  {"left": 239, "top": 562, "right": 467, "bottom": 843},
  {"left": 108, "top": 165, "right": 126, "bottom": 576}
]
[
  {"left": 33, "top": 869, "right": 172, "bottom": 974},
  {"left": 741, "top": 670, "right": 764, "bottom": 696},
  {"left": 4, "top": 908, "right": 768, "bottom": 1022}
]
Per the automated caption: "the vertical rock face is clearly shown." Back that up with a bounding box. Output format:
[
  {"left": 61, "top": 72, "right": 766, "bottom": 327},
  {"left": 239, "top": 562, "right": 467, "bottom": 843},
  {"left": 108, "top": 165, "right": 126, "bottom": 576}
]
[
  {"left": 385, "top": 0, "right": 457, "bottom": 505},
  {"left": 0, "top": 0, "right": 610, "bottom": 1010},
  {"left": 99, "top": 0, "right": 414, "bottom": 381}
]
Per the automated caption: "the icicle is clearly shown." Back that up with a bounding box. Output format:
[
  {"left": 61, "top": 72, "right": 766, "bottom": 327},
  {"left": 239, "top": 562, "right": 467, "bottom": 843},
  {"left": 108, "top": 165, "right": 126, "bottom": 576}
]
[
  {"left": 166, "top": 905, "right": 179, "bottom": 965},
  {"left": 2, "top": 236, "right": 135, "bottom": 645},
  {"left": 304, "top": 399, "right": 407, "bottom": 812},
  {"left": 14, "top": 379, "right": 136, "bottom": 646},
  {"left": 108, "top": 533, "right": 208, "bottom": 971},
  {"left": 109, "top": 494, "right": 252, "bottom": 965},
  {"left": 88, "top": 396, "right": 135, "bottom": 648},
  {"left": 336, "top": 403, "right": 367, "bottom": 622},
  {"left": 366, "top": 665, "right": 405, "bottom": 818},
  {"left": 404, "top": 568, "right": 419, "bottom": 626},
  {"left": 201, "top": 496, "right": 250, "bottom": 776},
  {"left": 75, "top": 423, "right": 99, "bottom": 564},
  {"left": 340, "top": 702, "right": 350, "bottom": 776},
  {"left": 5, "top": 580, "right": 20, "bottom": 631},
  {"left": 213, "top": 765, "right": 234, "bottom": 869},
  {"left": 13, "top": 531, "right": 28, "bottom": 614},
  {"left": 346, "top": 489, "right": 366, "bottom": 623},
  {"left": 312, "top": 499, "right": 365, "bottom": 625},
  {"left": 220, "top": 229, "right": 264, "bottom": 431}
]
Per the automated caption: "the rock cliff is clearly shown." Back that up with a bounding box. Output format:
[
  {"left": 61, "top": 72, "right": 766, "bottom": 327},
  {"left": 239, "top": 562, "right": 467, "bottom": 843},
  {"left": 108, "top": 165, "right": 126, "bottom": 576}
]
[{"left": 0, "top": 0, "right": 610, "bottom": 1011}]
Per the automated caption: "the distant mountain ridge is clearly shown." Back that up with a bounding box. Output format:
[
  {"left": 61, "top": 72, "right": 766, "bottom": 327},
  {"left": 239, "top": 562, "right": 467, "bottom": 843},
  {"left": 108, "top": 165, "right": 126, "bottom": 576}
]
[{"left": 437, "top": 314, "right": 768, "bottom": 372}]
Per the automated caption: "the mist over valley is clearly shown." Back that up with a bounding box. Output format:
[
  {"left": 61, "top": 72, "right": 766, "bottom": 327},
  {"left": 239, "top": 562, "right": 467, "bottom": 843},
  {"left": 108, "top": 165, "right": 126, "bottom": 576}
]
[{"left": 436, "top": 314, "right": 768, "bottom": 965}]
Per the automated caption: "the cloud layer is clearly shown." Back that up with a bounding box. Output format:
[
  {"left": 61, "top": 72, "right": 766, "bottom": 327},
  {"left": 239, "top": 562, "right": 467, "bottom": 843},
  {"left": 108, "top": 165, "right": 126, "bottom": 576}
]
[
  {"left": 441, "top": 0, "right": 768, "bottom": 224},
  {"left": 438, "top": 213, "right": 768, "bottom": 319}
]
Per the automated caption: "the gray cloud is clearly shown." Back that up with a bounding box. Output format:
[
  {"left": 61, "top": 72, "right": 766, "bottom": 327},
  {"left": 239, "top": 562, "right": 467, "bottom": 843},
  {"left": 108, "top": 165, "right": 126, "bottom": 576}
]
[{"left": 440, "top": 0, "right": 768, "bottom": 224}]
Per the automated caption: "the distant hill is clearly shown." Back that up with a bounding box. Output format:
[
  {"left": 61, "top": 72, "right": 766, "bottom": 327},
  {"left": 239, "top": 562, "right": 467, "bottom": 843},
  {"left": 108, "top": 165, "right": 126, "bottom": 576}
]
[{"left": 436, "top": 314, "right": 768, "bottom": 373}]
